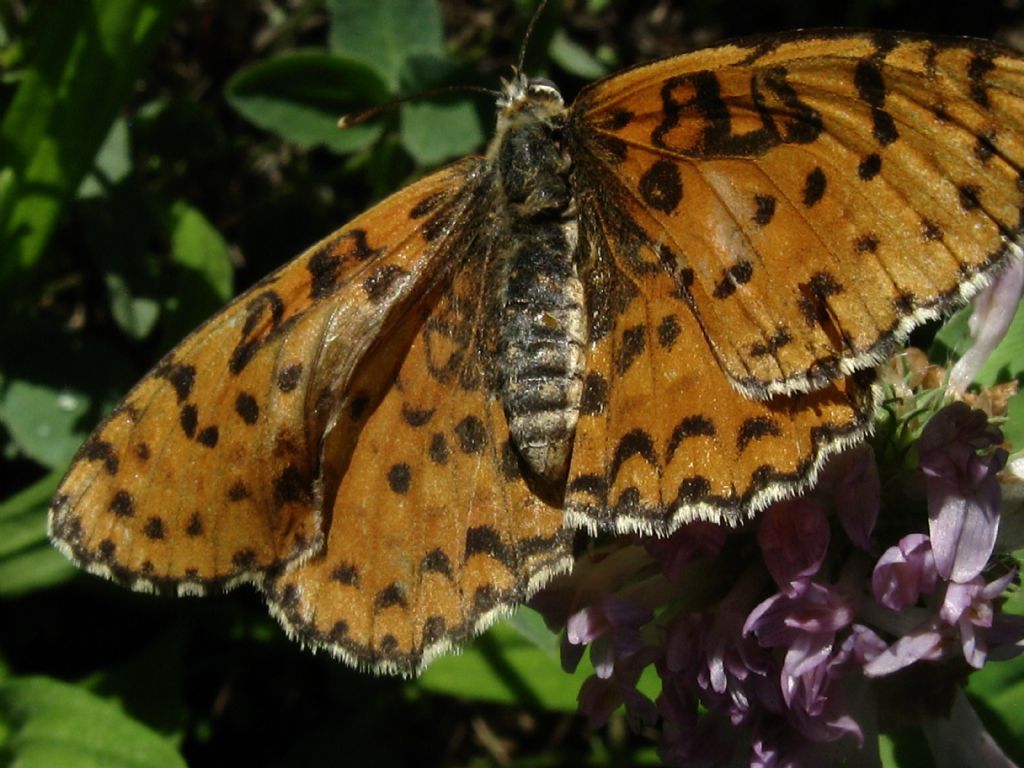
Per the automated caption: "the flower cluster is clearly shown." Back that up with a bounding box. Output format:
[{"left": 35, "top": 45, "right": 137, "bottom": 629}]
[{"left": 531, "top": 267, "right": 1024, "bottom": 766}]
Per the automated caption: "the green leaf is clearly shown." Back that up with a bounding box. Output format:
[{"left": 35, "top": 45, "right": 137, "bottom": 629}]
[
  {"left": 0, "top": 380, "right": 93, "bottom": 470},
  {"left": 104, "top": 272, "right": 161, "bottom": 342},
  {"left": 966, "top": 653, "right": 1024, "bottom": 764},
  {"left": 226, "top": 51, "right": 387, "bottom": 154},
  {"left": 973, "top": 298, "right": 1024, "bottom": 385},
  {"left": 327, "top": 0, "right": 443, "bottom": 90},
  {"left": 78, "top": 118, "right": 133, "bottom": 199},
  {"left": 930, "top": 304, "right": 971, "bottom": 364},
  {"left": 157, "top": 199, "right": 233, "bottom": 346},
  {"left": 0, "top": 676, "right": 186, "bottom": 768},
  {"left": 1003, "top": 388, "right": 1024, "bottom": 458},
  {"left": 931, "top": 297, "right": 1024, "bottom": 386},
  {"left": 0, "top": 321, "right": 133, "bottom": 469},
  {"left": 395, "top": 52, "right": 484, "bottom": 164},
  {"left": 0, "top": 0, "right": 180, "bottom": 299},
  {"left": 0, "top": 471, "right": 75, "bottom": 597},
  {"left": 416, "top": 610, "right": 587, "bottom": 710},
  {"left": 399, "top": 97, "right": 484, "bottom": 165},
  {"left": 549, "top": 28, "right": 608, "bottom": 79},
  {"left": 166, "top": 200, "right": 233, "bottom": 302}
]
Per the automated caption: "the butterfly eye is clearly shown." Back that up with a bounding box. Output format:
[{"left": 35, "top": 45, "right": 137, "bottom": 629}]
[{"left": 527, "top": 78, "right": 563, "bottom": 104}]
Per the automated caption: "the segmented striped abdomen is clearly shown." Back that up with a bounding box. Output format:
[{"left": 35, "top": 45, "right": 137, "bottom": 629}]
[{"left": 498, "top": 218, "right": 586, "bottom": 483}]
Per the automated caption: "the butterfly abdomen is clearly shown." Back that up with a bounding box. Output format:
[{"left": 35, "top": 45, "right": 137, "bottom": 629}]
[
  {"left": 498, "top": 222, "right": 586, "bottom": 484},
  {"left": 493, "top": 83, "right": 587, "bottom": 484}
]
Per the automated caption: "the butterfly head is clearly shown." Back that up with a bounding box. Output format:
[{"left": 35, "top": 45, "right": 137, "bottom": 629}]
[{"left": 497, "top": 72, "right": 565, "bottom": 125}]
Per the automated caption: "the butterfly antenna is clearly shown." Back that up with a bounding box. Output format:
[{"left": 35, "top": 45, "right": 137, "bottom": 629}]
[
  {"left": 338, "top": 84, "right": 500, "bottom": 128},
  {"left": 516, "top": 0, "right": 551, "bottom": 74}
]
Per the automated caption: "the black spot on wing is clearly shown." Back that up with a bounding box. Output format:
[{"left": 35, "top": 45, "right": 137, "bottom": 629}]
[
  {"left": 363, "top": 265, "right": 408, "bottom": 304},
  {"left": 307, "top": 248, "right": 343, "bottom": 300},
  {"left": 82, "top": 439, "right": 119, "bottom": 475},
  {"left": 464, "top": 526, "right": 513, "bottom": 568},
  {"left": 454, "top": 416, "right": 487, "bottom": 454},
  {"left": 749, "top": 327, "right": 793, "bottom": 357},
  {"left": 854, "top": 234, "right": 880, "bottom": 254},
  {"left": 331, "top": 562, "right": 360, "bottom": 586},
  {"left": 638, "top": 160, "right": 683, "bottom": 214},
  {"left": 375, "top": 583, "right": 408, "bottom": 610},
  {"left": 235, "top": 392, "right": 259, "bottom": 425},
  {"left": 274, "top": 465, "right": 311, "bottom": 506},
  {"left": 387, "top": 463, "right": 412, "bottom": 494},
  {"left": 802, "top": 167, "right": 826, "bottom": 207},
  {"left": 228, "top": 481, "right": 250, "bottom": 501},
  {"left": 615, "top": 325, "right": 647, "bottom": 374},
  {"left": 143, "top": 517, "right": 166, "bottom": 540},
  {"left": 609, "top": 429, "right": 657, "bottom": 484},
  {"left": 277, "top": 364, "right": 303, "bottom": 392},
  {"left": 922, "top": 218, "right": 943, "bottom": 241},
  {"left": 737, "top": 416, "right": 782, "bottom": 452},
  {"left": 179, "top": 404, "right": 198, "bottom": 439},
  {"left": 858, "top": 154, "right": 881, "bottom": 181},
  {"left": 666, "top": 416, "right": 716, "bottom": 462},
  {"left": 155, "top": 361, "right": 196, "bottom": 403},
  {"left": 401, "top": 405, "right": 435, "bottom": 427},
  {"left": 420, "top": 549, "right": 453, "bottom": 578},
  {"left": 712, "top": 260, "right": 753, "bottom": 299},
  {"left": 197, "top": 426, "right": 219, "bottom": 448},
  {"left": 108, "top": 490, "right": 134, "bottom": 518},
  {"left": 968, "top": 53, "right": 995, "bottom": 108},
  {"left": 753, "top": 194, "right": 776, "bottom": 226},
  {"left": 428, "top": 433, "right": 449, "bottom": 465},
  {"left": 958, "top": 184, "right": 982, "bottom": 211},
  {"left": 657, "top": 314, "right": 681, "bottom": 349},
  {"left": 580, "top": 372, "right": 608, "bottom": 415},
  {"left": 974, "top": 130, "right": 997, "bottom": 163},
  {"left": 410, "top": 191, "right": 446, "bottom": 219}
]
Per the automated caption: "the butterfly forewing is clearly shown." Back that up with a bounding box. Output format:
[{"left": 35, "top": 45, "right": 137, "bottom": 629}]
[
  {"left": 50, "top": 159, "right": 483, "bottom": 593},
  {"left": 572, "top": 32, "right": 1024, "bottom": 398}
]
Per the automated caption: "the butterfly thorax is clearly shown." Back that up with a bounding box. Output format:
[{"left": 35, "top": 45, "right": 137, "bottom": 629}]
[{"left": 490, "top": 75, "right": 586, "bottom": 486}]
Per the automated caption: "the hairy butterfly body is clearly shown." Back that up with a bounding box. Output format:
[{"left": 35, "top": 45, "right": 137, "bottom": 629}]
[{"left": 51, "top": 30, "right": 1024, "bottom": 674}]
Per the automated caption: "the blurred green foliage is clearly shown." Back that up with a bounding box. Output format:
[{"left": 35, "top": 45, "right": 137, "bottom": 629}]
[{"left": 1, "top": 1, "right": 1023, "bottom": 766}]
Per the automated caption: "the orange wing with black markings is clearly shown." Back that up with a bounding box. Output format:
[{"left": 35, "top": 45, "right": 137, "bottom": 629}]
[
  {"left": 571, "top": 31, "right": 1024, "bottom": 398},
  {"left": 50, "top": 160, "right": 484, "bottom": 597}
]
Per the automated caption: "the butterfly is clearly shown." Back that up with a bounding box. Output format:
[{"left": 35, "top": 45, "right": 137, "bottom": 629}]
[{"left": 50, "top": 29, "right": 1024, "bottom": 675}]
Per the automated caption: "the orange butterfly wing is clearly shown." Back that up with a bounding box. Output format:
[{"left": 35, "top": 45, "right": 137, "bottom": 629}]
[
  {"left": 570, "top": 32, "right": 1024, "bottom": 398},
  {"left": 565, "top": 199, "right": 877, "bottom": 534},
  {"left": 560, "top": 32, "right": 1023, "bottom": 531},
  {"left": 268, "top": 264, "right": 573, "bottom": 673},
  {"left": 49, "top": 29, "right": 1024, "bottom": 674},
  {"left": 50, "top": 159, "right": 483, "bottom": 593}
]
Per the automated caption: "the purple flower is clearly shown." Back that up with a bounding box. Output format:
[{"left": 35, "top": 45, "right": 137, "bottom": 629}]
[
  {"left": 757, "top": 499, "right": 830, "bottom": 592},
  {"left": 646, "top": 520, "right": 727, "bottom": 581},
  {"left": 871, "top": 533, "right": 938, "bottom": 610},
  {"left": 918, "top": 402, "right": 1007, "bottom": 582},
  {"left": 577, "top": 645, "right": 659, "bottom": 731},
  {"left": 864, "top": 564, "right": 1020, "bottom": 675},
  {"left": 948, "top": 258, "right": 1024, "bottom": 395},
  {"left": 565, "top": 594, "right": 652, "bottom": 677},
  {"left": 940, "top": 569, "right": 1017, "bottom": 668},
  {"left": 822, "top": 445, "right": 881, "bottom": 551},
  {"left": 744, "top": 580, "right": 862, "bottom": 743}
]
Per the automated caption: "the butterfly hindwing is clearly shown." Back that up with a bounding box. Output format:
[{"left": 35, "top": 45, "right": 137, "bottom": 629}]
[
  {"left": 571, "top": 32, "right": 1024, "bottom": 398},
  {"left": 267, "top": 256, "right": 574, "bottom": 674},
  {"left": 565, "top": 202, "right": 877, "bottom": 534}
]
